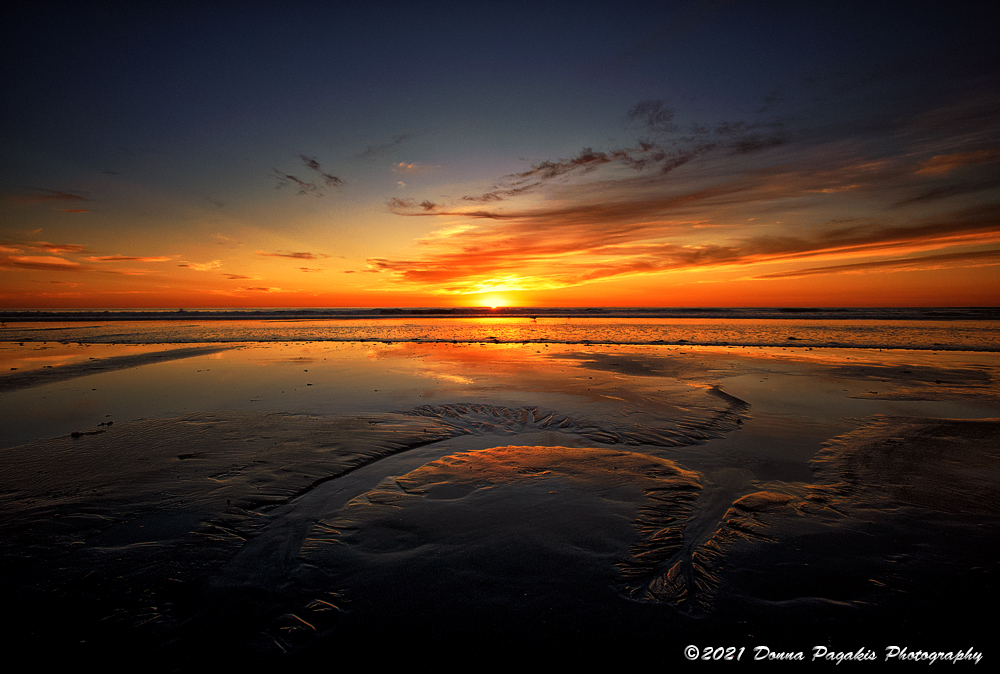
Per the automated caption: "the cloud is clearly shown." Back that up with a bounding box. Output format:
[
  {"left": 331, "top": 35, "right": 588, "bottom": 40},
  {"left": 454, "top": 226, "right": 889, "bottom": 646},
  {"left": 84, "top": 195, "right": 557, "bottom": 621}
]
[
  {"left": 4, "top": 188, "right": 90, "bottom": 204},
  {"left": 274, "top": 155, "right": 343, "bottom": 196},
  {"left": 893, "top": 179, "right": 1000, "bottom": 207},
  {"left": 0, "top": 255, "right": 85, "bottom": 271},
  {"left": 59, "top": 209, "right": 91, "bottom": 213},
  {"left": 451, "top": 103, "right": 784, "bottom": 204},
  {"left": 753, "top": 249, "right": 1000, "bottom": 279},
  {"left": 626, "top": 100, "right": 678, "bottom": 133},
  {"left": 26, "top": 241, "right": 89, "bottom": 254},
  {"left": 299, "top": 155, "right": 344, "bottom": 188},
  {"left": 368, "top": 179, "right": 1000, "bottom": 294},
  {"left": 0, "top": 243, "right": 173, "bottom": 274},
  {"left": 236, "top": 286, "right": 282, "bottom": 292},
  {"left": 388, "top": 198, "right": 442, "bottom": 212},
  {"left": 377, "top": 70, "right": 1000, "bottom": 297},
  {"left": 256, "top": 250, "right": 331, "bottom": 260},
  {"left": 212, "top": 233, "right": 241, "bottom": 247},
  {"left": 420, "top": 224, "right": 478, "bottom": 241},
  {"left": 297, "top": 267, "right": 324, "bottom": 273},
  {"left": 357, "top": 134, "right": 413, "bottom": 159},
  {"left": 393, "top": 162, "right": 439, "bottom": 174},
  {"left": 915, "top": 150, "right": 1000, "bottom": 176},
  {"left": 223, "top": 273, "right": 256, "bottom": 280},
  {"left": 85, "top": 255, "right": 173, "bottom": 262},
  {"left": 99, "top": 268, "right": 157, "bottom": 276},
  {"left": 178, "top": 260, "right": 222, "bottom": 271}
]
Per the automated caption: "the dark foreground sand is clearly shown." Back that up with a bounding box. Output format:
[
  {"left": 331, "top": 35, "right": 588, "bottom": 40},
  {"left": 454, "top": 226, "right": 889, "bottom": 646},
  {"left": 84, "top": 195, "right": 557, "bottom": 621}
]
[{"left": 1, "top": 343, "right": 998, "bottom": 667}]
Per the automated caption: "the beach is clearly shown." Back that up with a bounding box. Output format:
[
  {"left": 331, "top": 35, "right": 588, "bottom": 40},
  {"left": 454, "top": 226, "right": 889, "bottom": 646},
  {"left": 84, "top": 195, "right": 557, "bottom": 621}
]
[{"left": 2, "top": 327, "right": 999, "bottom": 666}]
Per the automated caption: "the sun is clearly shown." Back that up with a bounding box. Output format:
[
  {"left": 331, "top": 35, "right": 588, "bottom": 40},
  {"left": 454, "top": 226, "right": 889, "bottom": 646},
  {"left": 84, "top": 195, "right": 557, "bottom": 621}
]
[{"left": 481, "top": 294, "right": 509, "bottom": 309}]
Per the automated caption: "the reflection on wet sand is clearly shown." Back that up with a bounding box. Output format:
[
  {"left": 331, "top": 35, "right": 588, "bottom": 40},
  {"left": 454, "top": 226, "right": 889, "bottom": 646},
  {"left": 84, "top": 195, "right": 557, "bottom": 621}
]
[{"left": 0, "top": 342, "right": 998, "bottom": 666}]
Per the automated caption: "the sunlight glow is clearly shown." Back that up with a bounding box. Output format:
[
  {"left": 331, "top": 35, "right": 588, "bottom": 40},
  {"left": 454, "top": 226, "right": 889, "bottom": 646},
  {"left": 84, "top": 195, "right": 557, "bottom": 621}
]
[{"left": 481, "top": 294, "right": 509, "bottom": 309}]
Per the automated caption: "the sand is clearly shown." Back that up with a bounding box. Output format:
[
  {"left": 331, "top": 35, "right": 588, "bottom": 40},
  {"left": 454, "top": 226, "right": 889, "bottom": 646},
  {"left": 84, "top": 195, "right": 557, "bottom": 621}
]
[{"left": 1, "top": 342, "right": 998, "bottom": 666}]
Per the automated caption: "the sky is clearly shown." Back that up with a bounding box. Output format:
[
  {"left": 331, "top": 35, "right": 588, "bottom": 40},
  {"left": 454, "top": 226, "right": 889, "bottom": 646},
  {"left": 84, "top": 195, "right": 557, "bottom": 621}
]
[{"left": 2, "top": 1, "right": 998, "bottom": 308}]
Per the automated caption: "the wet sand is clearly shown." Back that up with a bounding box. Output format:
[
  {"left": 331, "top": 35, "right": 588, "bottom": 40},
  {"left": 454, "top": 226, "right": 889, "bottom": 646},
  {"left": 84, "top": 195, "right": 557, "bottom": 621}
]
[{"left": 1, "top": 343, "right": 998, "bottom": 666}]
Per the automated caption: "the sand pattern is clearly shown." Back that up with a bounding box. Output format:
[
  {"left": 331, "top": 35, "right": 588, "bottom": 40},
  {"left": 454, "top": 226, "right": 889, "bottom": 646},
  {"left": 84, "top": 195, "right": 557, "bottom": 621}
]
[
  {"left": 2, "top": 342, "right": 999, "bottom": 664},
  {"left": 402, "top": 390, "right": 748, "bottom": 447},
  {"left": 0, "top": 410, "right": 465, "bottom": 654}
]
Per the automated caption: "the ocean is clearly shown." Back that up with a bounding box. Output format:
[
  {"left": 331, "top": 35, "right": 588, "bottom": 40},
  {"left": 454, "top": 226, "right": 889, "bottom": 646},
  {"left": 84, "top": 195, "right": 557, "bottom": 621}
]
[{"left": 2, "top": 306, "right": 999, "bottom": 350}]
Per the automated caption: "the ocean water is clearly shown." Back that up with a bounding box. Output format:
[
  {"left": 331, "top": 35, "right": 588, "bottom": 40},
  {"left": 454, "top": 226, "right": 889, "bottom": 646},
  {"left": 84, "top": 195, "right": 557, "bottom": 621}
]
[{"left": 2, "top": 307, "right": 998, "bottom": 350}]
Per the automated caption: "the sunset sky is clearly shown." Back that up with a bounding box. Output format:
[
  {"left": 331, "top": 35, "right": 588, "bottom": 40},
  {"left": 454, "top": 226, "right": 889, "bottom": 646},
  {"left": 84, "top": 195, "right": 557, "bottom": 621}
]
[{"left": 2, "top": 1, "right": 998, "bottom": 308}]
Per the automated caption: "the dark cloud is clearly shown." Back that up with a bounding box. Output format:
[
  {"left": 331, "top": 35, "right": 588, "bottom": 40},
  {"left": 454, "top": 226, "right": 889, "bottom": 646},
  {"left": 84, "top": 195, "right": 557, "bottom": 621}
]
[
  {"left": 274, "top": 155, "right": 343, "bottom": 196},
  {"left": 0, "top": 256, "right": 86, "bottom": 271},
  {"left": 754, "top": 249, "right": 1000, "bottom": 280},
  {"left": 273, "top": 170, "right": 321, "bottom": 196},
  {"left": 627, "top": 100, "right": 677, "bottom": 133},
  {"left": 256, "top": 250, "right": 331, "bottom": 260},
  {"left": 26, "top": 241, "right": 89, "bottom": 254},
  {"left": 86, "top": 255, "right": 172, "bottom": 262},
  {"left": 387, "top": 198, "right": 442, "bottom": 213},
  {"left": 357, "top": 134, "right": 413, "bottom": 159},
  {"left": 4, "top": 188, "right": 90, "bottom": 204},
  {"left": 893, "top": 179, "right": 1000, "bottom": 208},
  {"left": 299, "top": 155, "right": 344, "bottom": 188},
  {"left": 451, "top": 104, "right": 785, "bottom": 204}
]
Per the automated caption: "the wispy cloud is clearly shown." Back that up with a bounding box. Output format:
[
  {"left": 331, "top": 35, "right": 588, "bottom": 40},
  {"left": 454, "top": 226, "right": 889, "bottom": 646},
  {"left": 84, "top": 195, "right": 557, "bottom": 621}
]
[
  {"left": 86, "top": 255, "right": 173, "bottom": 262},
  {"left": 274, "top": 155, "right": 344, "bottom": 196},
  {"left": 450, "top": 104, "right": 785, "bottom": 204},
  {"left": 25, "top": 241, "right": 89, "bottom": 254},
  {"left": 393, "top": 162, "right": 439, "bottom": 174},
  {"left": 753, "top": 249, "right": 1000, "bottom": 280},
  {"left": 4, "top": 188, "right": 90, "bottom": 205},
  {"left": 1, "top": 244, "right": 176, "bottom": 275},
  {"left": 357, "top": 134, "right": 413, "bottom": 159},
  {"left": 369, "top": 178, "right": 1000, "bottom": 294},
  {"left": 366, "top": 69, "right": 1000, "bottom": 296},
  {"left": 388, "top": 198, "right": 442, "bottom": 212},
  {"left": 915, "top": 149, "right": 1000, "bottom": 176},
  {"left": 212, "top": 233, "right": 242, "bottom": 247},
  {"left": 0, "top": 255, "right": 86, "bottom": 271},
  {"left": 178, "top": 260, "right": 223, "bottom": 271},
  {"left": 256, "top": 250, "right": 331, "bottom": 260}
]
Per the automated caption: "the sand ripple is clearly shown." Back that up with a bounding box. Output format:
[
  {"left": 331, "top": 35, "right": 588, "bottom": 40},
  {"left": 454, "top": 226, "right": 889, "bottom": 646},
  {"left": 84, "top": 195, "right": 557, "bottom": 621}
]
[{"left": 403, "top": 389, "right": 748, "bottom": 448}]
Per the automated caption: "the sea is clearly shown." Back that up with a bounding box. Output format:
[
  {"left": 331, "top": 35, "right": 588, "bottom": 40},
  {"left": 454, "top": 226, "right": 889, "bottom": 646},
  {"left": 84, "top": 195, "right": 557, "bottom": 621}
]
[{"left": 2, "top": 306, "right": 998, "bottom": 351}]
